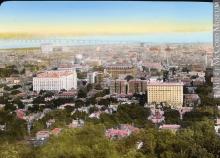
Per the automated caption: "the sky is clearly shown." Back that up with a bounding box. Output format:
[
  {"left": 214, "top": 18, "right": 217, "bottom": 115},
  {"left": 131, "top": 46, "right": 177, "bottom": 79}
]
[{"left": 0, "top": 1, "right": 213, "bottom": 42}]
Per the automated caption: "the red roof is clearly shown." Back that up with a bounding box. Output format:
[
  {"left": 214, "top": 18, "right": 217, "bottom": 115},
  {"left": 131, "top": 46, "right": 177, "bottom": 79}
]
[
  {"left": 36, "top": 71, "right": 73, "bottom": 78},
  {"left": 51, "top": 128, "right": 62, "bottom": 135}
]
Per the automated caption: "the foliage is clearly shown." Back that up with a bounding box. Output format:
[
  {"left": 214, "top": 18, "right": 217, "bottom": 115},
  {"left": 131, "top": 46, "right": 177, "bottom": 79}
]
[
  {"left": 35, "top": 124, "right": 120, "bottom": 158},
  {"left": 0, "top": 65, "right": 19, "bottom": 77}
]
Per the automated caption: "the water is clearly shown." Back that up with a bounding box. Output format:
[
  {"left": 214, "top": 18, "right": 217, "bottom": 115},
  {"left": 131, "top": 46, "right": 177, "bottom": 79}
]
[{"left": 0, "top": 33, "right": 212, "bottom": 49}]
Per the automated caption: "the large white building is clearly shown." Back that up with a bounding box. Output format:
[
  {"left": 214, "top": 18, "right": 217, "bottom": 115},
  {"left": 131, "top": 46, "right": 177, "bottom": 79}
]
[{"left": 33, "top": 70, "right": 77, "bottom": 92}]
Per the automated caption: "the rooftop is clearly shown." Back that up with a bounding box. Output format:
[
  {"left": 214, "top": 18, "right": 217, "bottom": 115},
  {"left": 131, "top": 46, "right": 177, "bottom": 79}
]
[
  {"left": 35, "top": 71, "right": 73, "bottom": 78},
  {"left": 147, "top": 82, "right": 184, "bottom": 86},
  {"left": 159, "top": 124, "right": 181, "bottom": 130},
  {"left": 105, "top": 64, "right": 133, "bottom": 69}
]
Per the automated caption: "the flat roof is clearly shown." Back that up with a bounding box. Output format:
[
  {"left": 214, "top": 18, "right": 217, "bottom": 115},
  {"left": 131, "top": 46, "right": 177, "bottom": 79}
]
[{"left": 35, "top": 71, "right": 73, "bottom": 78}]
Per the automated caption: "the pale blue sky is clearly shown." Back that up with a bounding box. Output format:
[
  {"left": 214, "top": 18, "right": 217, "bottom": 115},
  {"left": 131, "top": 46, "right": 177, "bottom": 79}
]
[{"left": 0, "top": 1, "right": 213, "bottom": 42}]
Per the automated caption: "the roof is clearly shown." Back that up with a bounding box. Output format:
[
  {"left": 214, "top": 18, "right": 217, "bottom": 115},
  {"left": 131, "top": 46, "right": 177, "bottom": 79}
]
[
  {"left": 51, "top": 128, "right": 62, "bottom": 135},
  {"left": 216, "top": 119, "right": 220, "bottom": 125},
  {"left": 105, "top": 64, "right": 133, "bottom": 69},
  {"left": 143, "top": 62, "right": 163, "bottom": 69},
  {"left": 159, "top": 124, "right": 181, "bottom": 130},
  {"left": 35, "top": 71, "right": 73, "bottom": 78},
  {"left": 36, "top": 130, "right": 50, "bottom": 135},
  {"left": 147, "top": 82, "right": 184, "bottom": 86}
]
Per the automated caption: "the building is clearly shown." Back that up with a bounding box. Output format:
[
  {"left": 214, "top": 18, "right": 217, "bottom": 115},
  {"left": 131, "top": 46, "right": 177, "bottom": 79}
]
[
  {"left": 143, "top": 62, "right": 163, "bottom": 71},
  {"left": 55, "top": 91, "right": 77, "bottom": 99},
  {"left": 87, "top": 71, "right": 104, "bottom": 84},
  {"left": 105, "top": 64, "right": 137, "bottom": 79},
  {"left": 74, "top": 54, "right": 83, "bottom": 64},
  {"left": 184, "top": 94, "right": 200, "bottom": 106},
  {"left": 147, "top": 82, "right": 184, "bottom": 107},
  {"left": 51, "top": 128, "right": 62, "bottom": 136},
  {"left": 87, "top": 72, "right": 97, "bottom": 84},
  {"left": 41, "top": 43, "right": 53, "bottom": 53},
  {"left": 159, "top": 124, "right": 181, "bottom": 132},
  {"left": 105, "top": 124, "right": 139, "bottom": 139},
  {"left": 68, "top": 119, "right": 84, "bottom": 128},
  {"left": 33, "top": 70, "right": 77, "bottom": 92},
  {"left": 110, "top": 79, "right": 127, "bottom": 94},
  {"left": 95, "top": 72, "right": 104, "bottom": 84},
  {"left": 148, "top": 108, "right": 165, "bottom": 124},
  {"left": 85, "top": 59, "right": 102, "bottom": 67},
  {"left": 36, "top": 130, "right": 50, "bottom": 140},
  {"left": 188, "top": 71, "right": 205, "bottom": 78},
  {"left": 191, "top": 64, "right": 204, "bottom": 72},
  {"left": 214, "top": 119, "right": 220, "bottom": 134},
  {"left": 128, "top": 79, "right": 147, "bottom": 94}
]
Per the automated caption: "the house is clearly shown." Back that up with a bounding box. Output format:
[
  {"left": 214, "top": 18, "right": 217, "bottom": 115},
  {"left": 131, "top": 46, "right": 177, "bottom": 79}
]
[
  {"left": 0, "top": 123, "right": 6, "bottom": 131},
  {"left": 105, "top": 128, "right": 130, "bottom": 139},
  {"left": 0, "top": 104, "right": 5, "bottom": 110},
  {"left": 68, "top": 119, "right": 84, "bottom": 128},
  {"left": 214, "top": 119, "right": 220, "bottom": 134},
  {"left": 36, "top": 130, "right": 50, "bottom": 140},
  {"left": 46, "top": 119, "right": 55, "bottom": 128},
  {"left": 51, "top": 128, "right": 62, "bottom": 136},
  {"left": 105, "top": 124, "right": 139, "bottom": 139},
  {"left": 148, "top": 108, "right": 165, "bottom": 124},
  {"left": 58, "top": 103, "right": 75, "bottom": 110},
  {"left": 184, "top": 94, "right": 200, "bottom": 107},
  {"left": 159, "top": 124, "right": 181, "bottom": 132},
  {"left": 55, "top": 91, "right": 76, "bottom": 99},
  {"left": 16, "top": 109, "right": 26, "bottom": 120},
  {"left": 89, "top": 111, "right": 102, "bottom": 119}
]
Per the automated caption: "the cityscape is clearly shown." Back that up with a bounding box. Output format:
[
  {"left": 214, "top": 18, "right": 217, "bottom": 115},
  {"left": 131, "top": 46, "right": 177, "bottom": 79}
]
[{"left": 0, "top": 1, "right": 220, "bottom": 158}]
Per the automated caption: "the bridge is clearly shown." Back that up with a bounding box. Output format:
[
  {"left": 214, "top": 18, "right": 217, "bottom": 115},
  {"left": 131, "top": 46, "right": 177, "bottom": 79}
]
[{"left": 0, "top": 38, "right": 143, "bottom": 49}]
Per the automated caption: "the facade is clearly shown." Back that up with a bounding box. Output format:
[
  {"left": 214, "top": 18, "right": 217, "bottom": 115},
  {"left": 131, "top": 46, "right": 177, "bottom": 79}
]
[
  {"left": 87, "top": 72, "right": 104, "bottom": 84},
  {"left": 105, "top": 64, "right": 137, "bottom": 79},
  {"left": 110, "top": 79, "right": 127, "bottom": 94},
  {"left": 87, "top": 72, "right": 97, "bottom": 84},
  {"left": 74, "top": 54, "right": 83, "bottom": 64},
  {"left": 105, "top": 124, "right": 139, "bottom": 139},
  {"left": 184, "top": 94, "right": 200, "bottom": 106},
  {"left": 95, "top": 72, "right": 104, "bottom": 84},
  {"left": 109, "top": 79, "right": 183, "bottom": 107},
  {"left": 33, "top": 70, "right": 77, "bottom": 92},
  {"left": 147, "top": 82, "right": 184, "bottom": 107},
  {"left": 128, "top": 79, "right": 147, "bottom": 94},
  {"left": 36, "top": 130, "right": 50, "bottom": 140},
  {"left": 191, "top": 64, "right": 204, "bottom": 72},
  {"left": 159, "top": 124, "right": 181, "bottom": 132}
]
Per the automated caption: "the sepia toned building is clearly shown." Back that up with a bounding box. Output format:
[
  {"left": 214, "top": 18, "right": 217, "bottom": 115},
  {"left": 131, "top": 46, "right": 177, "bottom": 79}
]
[
  {"left": 146, "top": 82, "right": 184, "bottom": 107},
  {"left": 110, "top": 79, "right": 127, "bottom": 94},
  {"left": 105, "top": 64, "right": 137, "bottom": 79},
  {"left": 128, "top": 79, "right": 147, "bottom": 94}
]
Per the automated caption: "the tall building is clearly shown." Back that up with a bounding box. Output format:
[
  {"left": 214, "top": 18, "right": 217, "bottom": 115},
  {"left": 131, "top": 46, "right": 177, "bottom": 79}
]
[
  {"left": 105, "top": 64, "right": 137, "bottom": 79},
  {"left": 87, "top": 72, "right": 97, "bottom": 84},
  {"left": 110, "top": 79, "right": 127, "bottom": 94},
  {"left": 74, "top": 54, "right": 83, "bottom": 64},
  {"left": 33, "top": 70, "right": 77, "bottom": 92},
  {"left": 128, "top": 79, "right": 147, "bottom": 94},
  {"left": 95, "top": 72, "right": 104, "bottom": 84},
  {"left": 147, "top": 82, "right": 183, "bottom": 107}
]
